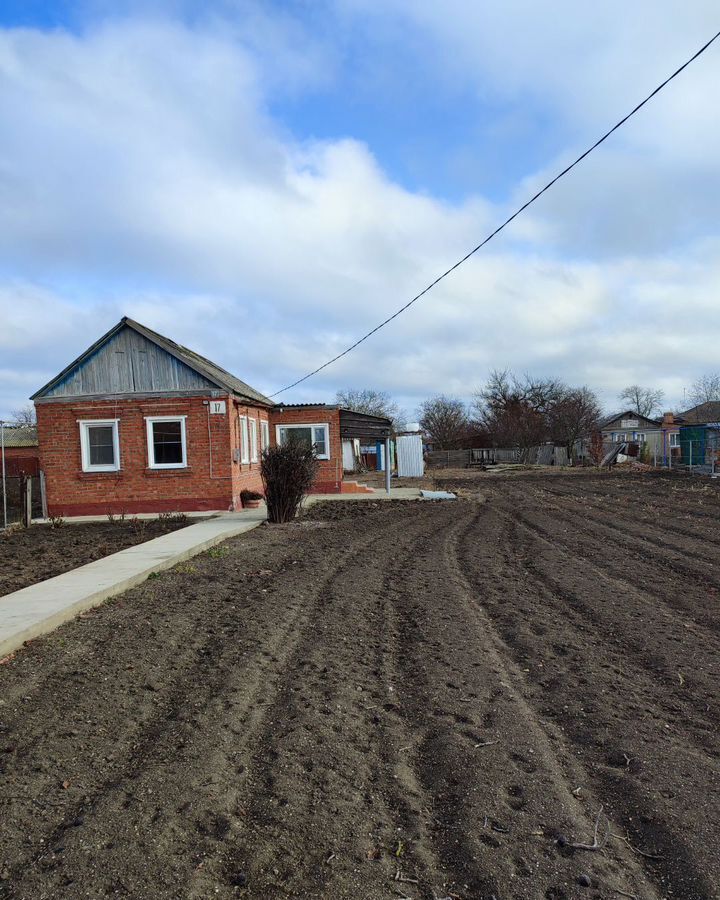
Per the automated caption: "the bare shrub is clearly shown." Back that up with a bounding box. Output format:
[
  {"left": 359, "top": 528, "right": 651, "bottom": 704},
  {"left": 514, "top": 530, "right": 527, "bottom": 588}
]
[{"left": 261, "top": 444, "right": 319, "bottom": 524}]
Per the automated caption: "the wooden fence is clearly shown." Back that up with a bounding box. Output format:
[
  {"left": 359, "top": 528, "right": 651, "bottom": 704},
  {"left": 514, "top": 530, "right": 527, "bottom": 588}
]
[{"left": 426, "top": 446, "right": 570, "bottom": 468}]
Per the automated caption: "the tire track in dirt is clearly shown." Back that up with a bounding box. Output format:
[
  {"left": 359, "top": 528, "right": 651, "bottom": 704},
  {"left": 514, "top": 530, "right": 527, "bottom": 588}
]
[
  {"left": 515, "top": 483, "right": 720, "bottom": 636},
  {"left": 201, "top": 503, "right": 461, "bottom": 899},
  {"left": 529, "top": 481, "right": 720, "bottom": 569},
  {"left": 459, "top": 481, "right": 719, "bottom": 899},
  {"left": 2, "top": 481, "right": 718, "bottom": 899},
  {"left": 1, "top": 519, "right": 404, "bottom": 899},
  {"left": 432, "top": 504, "right": 659, "bottom": 900},
  {"left": 506, "top": 508, "right": 719, "bottom": 751},
  {"left": 179, "top": 506, "right": 452, "bottom": 897}
]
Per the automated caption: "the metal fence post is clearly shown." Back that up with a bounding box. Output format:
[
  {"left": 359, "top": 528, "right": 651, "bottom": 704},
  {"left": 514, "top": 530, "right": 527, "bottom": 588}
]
[
  {"left": 689, "top": 440, "right": 693, "bottom": 473},
  {"left": 23, "top": 476, "right": 32, "bottom": 528},
  {"left": 1, "top": 421, "right": 6, "bottom": 530}
]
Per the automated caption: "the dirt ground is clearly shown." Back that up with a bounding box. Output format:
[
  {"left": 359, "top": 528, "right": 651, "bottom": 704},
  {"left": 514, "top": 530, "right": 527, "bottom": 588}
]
[
  {"left": 0, "top": 517, "right": 191, "bottom": 597},
  {"left": 0, "top": 469, "right": 718, "bottom": 899}
]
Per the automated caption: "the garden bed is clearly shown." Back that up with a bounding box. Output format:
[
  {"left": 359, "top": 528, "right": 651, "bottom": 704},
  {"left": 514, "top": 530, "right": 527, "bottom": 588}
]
[{"left": 0, "top": 516, "right": 191, "bottom": 597}]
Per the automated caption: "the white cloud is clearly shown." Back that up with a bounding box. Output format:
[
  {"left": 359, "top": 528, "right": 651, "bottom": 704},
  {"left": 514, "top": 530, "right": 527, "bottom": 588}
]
[{"left": 1, "top": 7, "right": 719, "bottom": 419}]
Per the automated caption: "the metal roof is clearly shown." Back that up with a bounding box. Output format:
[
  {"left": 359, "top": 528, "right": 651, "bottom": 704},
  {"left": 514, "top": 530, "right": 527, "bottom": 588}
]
[
  {"left": 273, "top": 403, "right": 339, "bottom": 410},
  {"left": 598, "top": 410, "right": 661, "bottom": 429},
  {"left": 677, "top": 401, "right": 720, "bottom": 424},
  {"left": 32, "top": 317, "right": 273, "bottom": 406},
  {"left": 1, "top": 425, "right": 38, "bottom": 447}
]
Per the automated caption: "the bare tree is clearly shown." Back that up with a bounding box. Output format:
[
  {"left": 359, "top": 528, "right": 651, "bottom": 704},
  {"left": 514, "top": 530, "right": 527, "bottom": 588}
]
[
  {"left": 336, "top": 389, "right": 406, "bottom": 431},
  {"left": 418, "top": 396, "right": 468, "bottom": 450},
  {"left": 548, "top": 387, "right": 602, "bottom": 461},
  {"left": 8, "top": 405, "right": 36, "bottom": 427},
  {"left": 618, "top": 385, "right": 664, "bottom": 418},
  {"left": 688, "top": 373, "right": 720, "bottom": 407},
  {"left": 473, "top": 370, "right": 565, "bottom": 450}
]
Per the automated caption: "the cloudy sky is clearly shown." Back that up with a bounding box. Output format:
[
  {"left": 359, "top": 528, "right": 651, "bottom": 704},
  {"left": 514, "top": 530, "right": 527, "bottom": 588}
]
[{"left": 1, "top": 1, "right": 719, "bottom": 419}]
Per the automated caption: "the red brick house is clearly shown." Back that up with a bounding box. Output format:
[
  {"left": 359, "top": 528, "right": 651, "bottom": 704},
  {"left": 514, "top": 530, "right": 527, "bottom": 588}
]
[{"left": 32, "top": 318, "right": 391, "bottom": 516}]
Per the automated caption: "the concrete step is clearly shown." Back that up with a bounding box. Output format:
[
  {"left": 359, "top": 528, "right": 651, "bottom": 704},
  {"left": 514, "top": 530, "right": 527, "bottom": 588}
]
[{"left": 341, "top": 481, "right": 376, "bottom": 495}]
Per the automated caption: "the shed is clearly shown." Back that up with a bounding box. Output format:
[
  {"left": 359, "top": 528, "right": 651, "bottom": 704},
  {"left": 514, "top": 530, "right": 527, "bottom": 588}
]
[{"left": 396, "top": 433, "right": 424, "bottom": 478}]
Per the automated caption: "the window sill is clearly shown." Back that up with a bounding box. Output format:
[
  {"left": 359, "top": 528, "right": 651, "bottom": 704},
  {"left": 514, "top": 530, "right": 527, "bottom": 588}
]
[
  {"left": 144, "top": 467, "right": 193, "bottom": 477},
  {"left": 78, "top": 470, "right": 123, "bottom": 479}
]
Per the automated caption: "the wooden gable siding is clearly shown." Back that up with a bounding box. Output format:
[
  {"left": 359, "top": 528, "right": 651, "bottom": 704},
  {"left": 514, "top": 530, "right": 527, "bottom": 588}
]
[
  {"left": 601, "top": 414, "right": 660, "bottom": 432},
  {"left": 339, "top": 409, "right": 392, "bottom": 441},
  {"left": 43, "top": 326, "right": 217, "bottom": 398}
]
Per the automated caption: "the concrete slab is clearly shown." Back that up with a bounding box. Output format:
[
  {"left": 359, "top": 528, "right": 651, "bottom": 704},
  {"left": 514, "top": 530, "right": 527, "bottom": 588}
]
[{"left": 0, "top": 508, "right": 266, "bottom": 659}]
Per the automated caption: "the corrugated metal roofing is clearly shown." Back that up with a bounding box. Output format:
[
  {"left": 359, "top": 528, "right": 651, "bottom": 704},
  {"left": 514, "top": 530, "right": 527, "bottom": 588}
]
[
  {"left": 1, "top": 426, "right": 38, "bottom": 447},
  {"left": 274, "top": 403, "right": 339, "bottom": 410}
]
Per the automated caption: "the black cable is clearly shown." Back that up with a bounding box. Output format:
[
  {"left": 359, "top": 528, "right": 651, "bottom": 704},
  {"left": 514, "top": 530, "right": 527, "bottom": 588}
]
[{"left": 270, "top": 28, "right": 720, "bottom": 397}]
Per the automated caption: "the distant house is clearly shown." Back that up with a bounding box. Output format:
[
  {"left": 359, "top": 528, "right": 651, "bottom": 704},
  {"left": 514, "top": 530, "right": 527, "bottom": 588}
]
[
  {"left": 598, "top": 410, "right": 680, "bottom": 464},
  {"left": 674, "top": 402, "right": 720, "bottom": 471},
  {"left": 599, "top": 410, "right": 661, "bottom": 445},
  {"left": 1, "top": 426, "right": 40, "bottom": 476},
  {"left": 676, "top": 401, "right": 720, "bottom": 425},
  {"left": 31, "top": 317, "right": 391, "bottom": 516}
]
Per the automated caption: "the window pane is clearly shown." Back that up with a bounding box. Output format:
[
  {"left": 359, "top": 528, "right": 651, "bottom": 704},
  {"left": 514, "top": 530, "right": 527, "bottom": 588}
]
[
  {"left": 88, "top": 425, "right": 115, "bottom": 466},
  {"left": 313, "top": 427, "right": 327, "bottom": 456},
  {"left": 153, "top": 421, "right": 183, "bottom": 464},
  {"left": 281, "top": 427, "right": 312, "bottom": 448}
]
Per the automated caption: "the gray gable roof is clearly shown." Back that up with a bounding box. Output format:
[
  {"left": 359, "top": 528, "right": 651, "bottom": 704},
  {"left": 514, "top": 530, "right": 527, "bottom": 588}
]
[
  {"left": 598, "top": 410, "right": 661, "bottom": 430},
  {"left": 32, "top": 317, "right": 272, "bottom": 406}
]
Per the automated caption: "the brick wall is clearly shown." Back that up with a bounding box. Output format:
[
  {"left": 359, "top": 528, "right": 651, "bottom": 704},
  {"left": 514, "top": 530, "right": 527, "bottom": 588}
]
[
  {"left": 1, "top": 446, "right": 40, "bottom": 477},
  {"left": 229, "top": 402, "right": 270, "bottom": 509},
  {"left": 36, "top": 396, "right": 268, "bottom": 516},
  {"left": 268, "top": 407, "right": 342, "bottom": 493}
]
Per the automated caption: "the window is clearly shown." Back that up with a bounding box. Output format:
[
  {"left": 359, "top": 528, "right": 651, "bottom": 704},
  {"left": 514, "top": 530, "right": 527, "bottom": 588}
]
[
  {"left": 145, "top": 416, "right": 187, "bottom": 469},
  {"left": 615, "top": 433, "right": 626, "bottom": 443},
  {"left": 250, "top": 418, "right": 258, "bottom": 462},
  {"left": 260, "top": 420, "right": 270, "bottom": 452},
  {"left": 239, "top": 416, "right": 250, "bottom": 464},
  {"left": 635, "top": 433, "right": 646, "bottom": 443},
  {"left": 276, "top": 423, "right": 330, "bottom": 460},
  {"left": 669, "top": 433, "right": 680, "bottom": 447},
  {"left": 79, "top": 420, "right": 120, "bottom": 472}
]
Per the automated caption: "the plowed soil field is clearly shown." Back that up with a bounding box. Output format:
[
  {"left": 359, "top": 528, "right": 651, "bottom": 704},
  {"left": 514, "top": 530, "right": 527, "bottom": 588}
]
[{"left": 0, "top": 470, "right": 718, "bottom": 899}]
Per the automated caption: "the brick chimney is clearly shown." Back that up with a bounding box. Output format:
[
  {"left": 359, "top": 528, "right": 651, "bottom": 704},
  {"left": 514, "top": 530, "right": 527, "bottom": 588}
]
[{"left": 662, "top": 411, "right": 675, "bottom": 426}]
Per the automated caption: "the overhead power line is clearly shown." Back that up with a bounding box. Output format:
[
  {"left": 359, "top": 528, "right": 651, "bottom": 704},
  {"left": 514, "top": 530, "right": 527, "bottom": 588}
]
[{"left": 270, "top": 28, "right": 720, "bottom": 397}]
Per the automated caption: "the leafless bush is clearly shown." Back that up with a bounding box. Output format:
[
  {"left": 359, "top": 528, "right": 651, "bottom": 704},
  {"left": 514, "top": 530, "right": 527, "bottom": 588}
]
[
  {"left": 158, "top": 511, "right": 188, "bottom": 525},
  {"left": 261, "top": 444, "right": 319, "bottom": 523}
]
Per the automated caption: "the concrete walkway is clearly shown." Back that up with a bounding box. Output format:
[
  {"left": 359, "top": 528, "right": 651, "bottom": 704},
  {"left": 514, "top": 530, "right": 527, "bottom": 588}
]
[
  {"left": 0, "top": 488, "right": 425, "bottom": 660},
  {"left": 0, "top": 509, "right": 266, "bottom": 659}
]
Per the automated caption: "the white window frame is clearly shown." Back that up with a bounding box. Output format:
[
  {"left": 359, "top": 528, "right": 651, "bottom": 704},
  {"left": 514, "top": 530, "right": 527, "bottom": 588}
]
[
  {"left": 275, "top": 423, "right": 330, "bottom": 460},
  {"left": 240, "top": 416, "right": 250, "bottom": 464},
  {"left": 79, "top": 419, "right": 120, "bottom": 473},
  {"left": 260, "top": 420, "right": 270, "bottom": 452},
  {"left": 669, "top": 433, "right": 680, "bottom": 447},
  {"left": 250, "top": 418, "right": 258, "bottom": 463},
  {"left": 635, "top": 432, "right": 646, "bottom": 443},
  {"left": 145, "top": 415, "right": 188, "bottom": 470}
]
